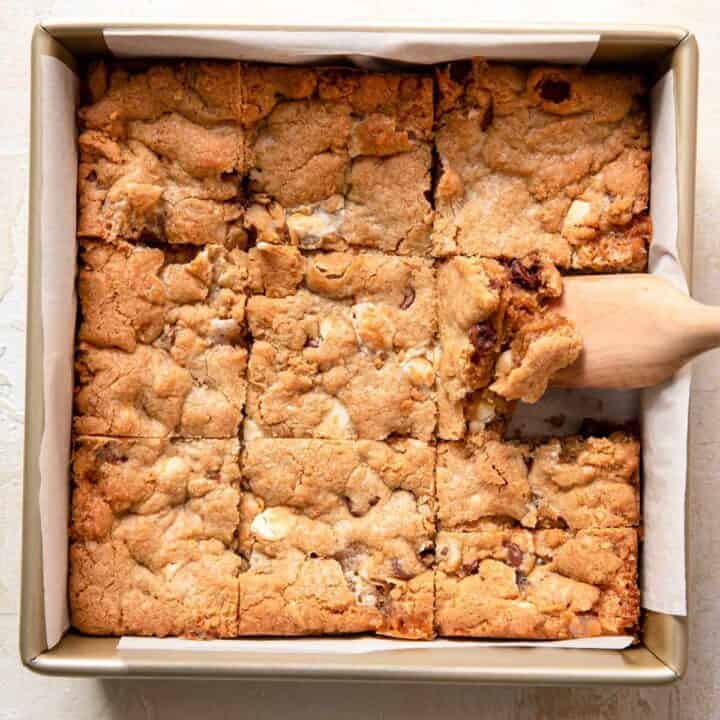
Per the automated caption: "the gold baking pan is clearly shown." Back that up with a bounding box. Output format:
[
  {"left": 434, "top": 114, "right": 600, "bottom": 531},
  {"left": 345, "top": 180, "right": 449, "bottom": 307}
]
[{"left": 21, "top": 21, "right": 696, "bottom": 684}]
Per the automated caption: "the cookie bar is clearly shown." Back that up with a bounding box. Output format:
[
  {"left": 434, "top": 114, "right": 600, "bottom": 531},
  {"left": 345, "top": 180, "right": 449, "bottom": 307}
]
[
  {"left": 245, "top": 249, "right": 438, "bottom": 440},
  {"left": 238, "top": 438, "right": 435, "bottom": 638},
  {"left": 69, "top": 437, "right": 242, "bottom": 637},
  {"left": 437, "top": 254, "right": 582, "bottom": 439},
  {"left": 437, "top": 431, "right": 640, "bottom": 530},
  {"left": 435, "top": 525, "right": 639, "bottom": 638},
  {"left": 433, "top": 60, "right": 651, "bottom": 271},
  {"left": 244, "top": 66, "right": 434, "bottom": 255},
  {"left": 77, "top": 61, "right": 250, "bottom": 246},
  {"left": 74, "top": 240, "right": 249, "bottom": 438}
]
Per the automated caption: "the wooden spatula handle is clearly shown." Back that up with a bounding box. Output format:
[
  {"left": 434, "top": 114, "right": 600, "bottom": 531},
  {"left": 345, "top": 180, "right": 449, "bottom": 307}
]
[{"left": 552, "top": 274, "right": 720, "bottom": 390}]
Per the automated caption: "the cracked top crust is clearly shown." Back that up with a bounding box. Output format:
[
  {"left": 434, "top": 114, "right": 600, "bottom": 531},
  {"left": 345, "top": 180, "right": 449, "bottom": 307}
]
[
  {"left": 433, "top": 61, "right": 651, "bottom": 271},
  {"left": 437, "top": 431, "right": 640, "bottom": 531},
  {"left": 74, "top": 240, "right": 249, "bottom": 438},
  {"left": 245, "top": 249, "right": 438, "bottom": 441},
  {"left": 244, "top": 67, "right": 434, "bottom": 256},
  {"left": 437, "top": 253, "right": 582, "bottom": 439},
  {"left": 436, "top": 525, "right": 639, "bottom": 638},
  {"left": 78, "top": 60, "right": 256, "bottom": 246},
  {"left": 69, "top": 436, "right": 242, "bottom": 638},
  {"left": 238, "top": 438, "right": 435, "bottom": 638}
]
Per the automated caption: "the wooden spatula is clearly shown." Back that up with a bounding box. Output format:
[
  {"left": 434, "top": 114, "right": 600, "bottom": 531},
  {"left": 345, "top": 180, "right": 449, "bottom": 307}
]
[{"left": 551, "top": 274, "right": 715, "bottom": 389}]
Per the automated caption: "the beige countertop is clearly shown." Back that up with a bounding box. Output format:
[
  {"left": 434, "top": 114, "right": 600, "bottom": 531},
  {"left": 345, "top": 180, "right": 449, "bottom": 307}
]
[{"left": 2, "top": 2, "right": 718, "bottom": 718}]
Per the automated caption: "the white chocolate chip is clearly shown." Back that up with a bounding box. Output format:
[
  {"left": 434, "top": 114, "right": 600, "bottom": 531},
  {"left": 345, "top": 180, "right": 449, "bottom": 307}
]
[
  {"left": 250, "top": 507, "right": 294, "bottom": 541},
  {"left": 157, "top": 456, "right": 189, "bottom": 483},
  {"left": 317, "top": 398, "right": 353, "bottom": 437},
  {"left": 563, "top": 199, "right": 592, "bottom": 231},
  {"left": 209, "top": 318, "right": 240, "bottom": 344},
  {"left": 402, "top": 356, "right": 435, "bottom": 387},
  {"left": 438, "top": 537, "right": 462, "bottom": 571},
  {"left": 287, "top": 208, "right": 344, "bottom": 245},
  {"left": 243, "top": 418, "right": 266, "bottom": 441},
  {"left": 466, "top": 398, "right": 497, "bottom": 434},
  {"left": 351, "top": 302, "right": 394, "bottom": 352},
  {"left": 495, "top": 350, "right": 514, "bottom": 378},
  {"left": 319, "top": 315, "right": 349, "bottom": 343}
]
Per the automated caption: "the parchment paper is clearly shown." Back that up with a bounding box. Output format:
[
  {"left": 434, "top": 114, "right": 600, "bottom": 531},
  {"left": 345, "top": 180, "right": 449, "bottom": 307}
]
[
  {"left": 37, "top": 28, "right": 688, "bottom": 653},
  {"left": 38, "top": 54, "right": 78, "bottom": 651}
]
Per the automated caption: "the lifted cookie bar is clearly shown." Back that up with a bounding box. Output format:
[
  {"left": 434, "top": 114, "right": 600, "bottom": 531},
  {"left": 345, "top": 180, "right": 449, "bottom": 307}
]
[{"left": 438, "top": 254, "right": 582, "bottom": 439}]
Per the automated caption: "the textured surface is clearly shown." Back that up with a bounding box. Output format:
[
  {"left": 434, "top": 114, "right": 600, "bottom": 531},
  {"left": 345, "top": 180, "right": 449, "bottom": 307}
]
[
  {"left": 69, "top": 437, "right": 242, "bottom": 637},
  {"left": 437, "top": 254, "right": 581, "bottom": 438},
  {"left": 2, "top": 2, "right": 719, "bottom": 719},
  {"left": 433, "top": 60, "right": 651, "bottom": 270},
  {"left": 436, "top": 526, "right": 639, "bottom": 638},
  {"left": 74, "top": 241, "right": 249, "bottom": 438},
  {"left": 238, "top": 438, "right": 435, "bottom": 637},
  {"left": 437, "top": 431, "right": 640, "bottom": 530},
  {"left": 245, "top": 67, "right": 434, "bottom": 255},
  {"left": 246, "top": 249, "right": 438, "bottom": 440}
]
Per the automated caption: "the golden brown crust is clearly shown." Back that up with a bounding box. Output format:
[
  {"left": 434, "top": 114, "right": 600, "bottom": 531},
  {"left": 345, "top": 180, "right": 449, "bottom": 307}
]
[
  {"left": 71, "top": 59, "right": 644, "bottom": 642},
  {"left": 77, "top": 62, "right": 249, "bottom": 246},
  {"left": 437, "top": 254, "right": 581, "bottom": 439},
  {"left": 69, "top": 437, "right": 242, "bottom": 638},
  {"left": 246, "top": 249, "right": 438, "bottom": 441},
  {"left": 245, "top": 67, "right": 434, "bottom": 255},
  {"left": 437, "top": 431, "right": 640, "bottom": 531},
  {"left": 436, "top": 525, "right": 639, "bottom": 638},
  {"left": 238, "top": 439, "right": 435, "bottom": 638},
  {"left": 433, "top": 61, "right": 650, "bottom": 271},
  {"left": 74, "top": 241, "right": 249, "bottom": 438}
]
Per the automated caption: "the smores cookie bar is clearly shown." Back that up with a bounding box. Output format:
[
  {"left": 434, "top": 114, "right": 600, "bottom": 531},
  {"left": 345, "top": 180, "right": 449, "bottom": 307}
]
[
  {"left": 245, "top": 248, "right": 438, "bottom": 440},
  {"left": 69, "top": 437, "right": 242, "bottom": 638},
  {"left": 74, "top": 240, "right": 249, "bottom": 438},
  {"left": 238, "top": 438, "right": 435, "bottom": 638},
  {"left": 244, "top": 66, "right": 434, "bottom": 255},
  {"left": 433, "top": 61, "right": 651, "bottom": 271},
  {"left": 438, "top": 253, "right": 582, "bottom": 439},
  {"left": 435, "top": 525, "right": 640, "bottom": 638}
]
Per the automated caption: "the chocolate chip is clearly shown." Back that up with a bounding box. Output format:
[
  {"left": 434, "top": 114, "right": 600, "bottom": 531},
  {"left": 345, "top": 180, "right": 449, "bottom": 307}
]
[
  {"left": 506, "top": 542, "right": 523, "bottom": 568},
  {"left": 468, "top": 322, "right": 497, "bottom": 356},
  {"left": 399, "top": 286, "right": 415, "bottom": 310},
  {"left": 537, "top": 78, "right": 571, "bottom": 103},
  {"left": 418, "top": 541, "right": 435, "bottom": 566},
  {"left": 391, "top": 558, "right": 415, "bottom": 580},
  {"left": 335, "top": 542, "right": 365, "bottom": 569},
  {"left": 343, "top": 495, "right": 364, "bottom": 517},
  {"left": 480, "top": 101, "right": 494, "bottom": 132},
  {"left": 86, "top": 169, "right": 97, "bottom": 182},
  {"left": 461, "top": 560, "right": 479, "bottom": 575},
  {"left": 510, "top": 258, "right": 541, "bottom": 291},
  {"left": 517, "top": 572, "right": 529, "bottom": 589},
  {"left": 305, "top": 337, "right": 320, "bottom": 348},
  {"left": 449, "top": 59, "right": 473, "bottom": 85}
]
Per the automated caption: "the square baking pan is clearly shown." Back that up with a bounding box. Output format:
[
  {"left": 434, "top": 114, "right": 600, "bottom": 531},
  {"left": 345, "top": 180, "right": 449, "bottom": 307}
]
[{"left": 21, "top": 21, "right": 697, "bottom": 684}]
